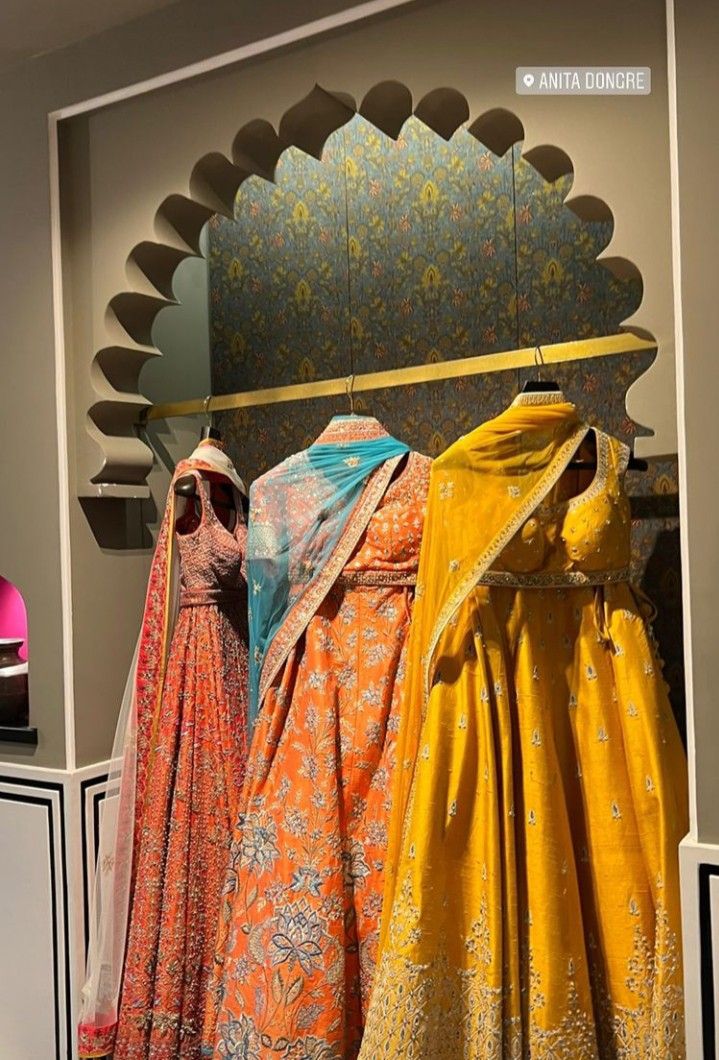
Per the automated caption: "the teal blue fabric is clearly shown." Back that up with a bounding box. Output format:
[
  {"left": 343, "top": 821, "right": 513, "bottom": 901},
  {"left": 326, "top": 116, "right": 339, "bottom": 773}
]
[{"left": 247, "top": 418, "right": 409, "bottom": 727}]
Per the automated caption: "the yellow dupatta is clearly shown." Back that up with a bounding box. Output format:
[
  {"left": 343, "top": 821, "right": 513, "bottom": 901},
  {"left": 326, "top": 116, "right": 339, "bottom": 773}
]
[{"left": 380, "top": 394, "right": 589, "bottom": 948}]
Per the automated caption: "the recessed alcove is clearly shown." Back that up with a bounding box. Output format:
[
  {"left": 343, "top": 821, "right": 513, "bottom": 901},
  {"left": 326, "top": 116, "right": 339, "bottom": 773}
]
[
  {"left": 0, "top": 576, "right": 28, "bottom": 663},
  {"left": 57, "top": 62, "right": 683, "bottom": 740},
  {"left": 0, "top": 574, "right": 35, "bottom": 744}
]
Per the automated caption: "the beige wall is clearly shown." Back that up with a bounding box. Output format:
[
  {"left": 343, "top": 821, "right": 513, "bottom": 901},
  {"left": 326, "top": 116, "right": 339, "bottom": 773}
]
[
  {"left": 0, "top": 0, "right": 677, "bottom": 767},
  {"left": 674, "top": 2, "right": 719, "bottom": 845},
  {"left": 0, "top": 70, "right": 67, "bottom": 767}
]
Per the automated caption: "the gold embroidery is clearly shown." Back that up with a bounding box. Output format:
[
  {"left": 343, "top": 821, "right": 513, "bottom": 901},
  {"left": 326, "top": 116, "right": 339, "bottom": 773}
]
[
  {"left": 336, "top": 570, "right": 417, "bottom": 588},
  {"left": 538, "top": 429, "right": 611, "bottom": 516},
  {"left": 592, "top": 907, "right": 685, "bottom": 1057},
  {"left": 477, "top": 566, "right": 630, "bottom": 589},
  {"left": 315, "top": 416, "right": 391, "bottom": 444},
  {"left": 370, "top": 408, "right": 687, "bottom": 1060},
  {"left": 511, "top": 390, "right": 567, "bottom": 407},
  {"left": 361, "top": 881, "right": 516, "bottom": 1060},
  {"left": 360, "top": 876, "right": 685, "bottom": 1060}
]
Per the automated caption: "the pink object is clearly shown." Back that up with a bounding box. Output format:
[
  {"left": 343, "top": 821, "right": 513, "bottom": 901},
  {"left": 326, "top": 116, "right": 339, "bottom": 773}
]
[{"left": 0, "top": 576, "right": 28, "bottom": 661}]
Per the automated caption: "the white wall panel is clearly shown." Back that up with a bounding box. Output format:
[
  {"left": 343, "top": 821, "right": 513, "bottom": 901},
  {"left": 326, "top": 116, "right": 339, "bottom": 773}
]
[
  {"left": 0, "top": 762, "right": 111, "bottom": 1059},
  {"left": 0, "top": 775, "right": 69, "bottom": 1060}
]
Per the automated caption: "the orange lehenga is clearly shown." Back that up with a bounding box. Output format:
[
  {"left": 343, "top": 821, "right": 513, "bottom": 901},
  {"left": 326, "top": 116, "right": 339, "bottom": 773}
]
[
  {"left": 203, "top": 417, "right": 430, "bottom": 1059},
  {"left": 360, "top": 393, "right": 688, "bottom": 1059},
  {"left": 78, "top": 442, "right": 250, "bottom": 1060}
]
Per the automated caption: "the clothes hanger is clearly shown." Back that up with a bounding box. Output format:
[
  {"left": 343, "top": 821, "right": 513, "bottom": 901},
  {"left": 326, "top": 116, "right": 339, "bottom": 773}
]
[
  {"left": 520, "top": 346, "right": 646, "bottom": 472},
  {"left": 520, "top": 345, "right": 562, "bottom": 394},
  {"left": 346, "top": 373, "right": 357, "bottom": 415},
  {"left": 174, "top": 396, "right": 236, "bottom": 506}
]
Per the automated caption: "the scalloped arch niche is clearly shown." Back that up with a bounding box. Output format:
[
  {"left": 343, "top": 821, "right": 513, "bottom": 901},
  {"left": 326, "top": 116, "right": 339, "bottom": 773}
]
[{"left": 85, "top": 82, "right": 646, "bottom": 497}]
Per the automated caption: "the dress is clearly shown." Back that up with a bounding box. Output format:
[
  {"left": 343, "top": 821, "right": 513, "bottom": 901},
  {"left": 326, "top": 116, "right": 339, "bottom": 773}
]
[
  {"left": 360, "top": 395, "right": 687, "bottom": 1059},
  {"left": 205, "top": 420, "right": 430, "bottom": 1059},
  {"left": 112, "top": 475, "right": 250, "bottom": 1060}
]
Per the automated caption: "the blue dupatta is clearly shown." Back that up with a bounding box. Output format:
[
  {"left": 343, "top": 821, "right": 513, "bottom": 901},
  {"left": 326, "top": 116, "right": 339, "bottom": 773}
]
[{"left": 247, "top": 416, "right": 409, "bottom": 726}]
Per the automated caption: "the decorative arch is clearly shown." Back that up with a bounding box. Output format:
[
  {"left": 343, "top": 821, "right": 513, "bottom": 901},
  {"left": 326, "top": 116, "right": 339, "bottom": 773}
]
[{"left": 86, "top": 81, "right": 644, "bottom": 496}]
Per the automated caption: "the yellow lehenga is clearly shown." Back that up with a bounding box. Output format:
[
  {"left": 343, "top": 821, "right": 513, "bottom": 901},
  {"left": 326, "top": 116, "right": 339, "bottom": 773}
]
[{"left": 359, "top": 393, "right": 688, "bottom": 1059}]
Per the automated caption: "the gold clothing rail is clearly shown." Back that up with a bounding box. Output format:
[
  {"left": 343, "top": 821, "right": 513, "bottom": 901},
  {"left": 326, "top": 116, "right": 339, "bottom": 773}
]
[{"left": 145, "top": 332, "right": 655, "bottom": 422}]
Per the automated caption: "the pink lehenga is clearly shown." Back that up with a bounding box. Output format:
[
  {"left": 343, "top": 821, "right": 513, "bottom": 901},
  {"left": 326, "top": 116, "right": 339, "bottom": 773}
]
[{"left": 78, "top": 441, "right": 250, "bottom": 1060}]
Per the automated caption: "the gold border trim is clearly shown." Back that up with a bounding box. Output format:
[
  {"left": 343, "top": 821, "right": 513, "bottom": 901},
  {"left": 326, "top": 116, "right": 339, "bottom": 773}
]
[
  {"left": 538, "top": 428, "right": 609, "bottom": 516},
  {"left": 616, "top": 436, "right": 632, "bottom": 477},
  {"left": 478, "top": 567, "right": 630, "bottom": 589},
  {"left": 336, "top": 570, "right": 417, "bottom": 588},
  {"left": 511, "top": 390, "right": 568, "bottom": 407}
]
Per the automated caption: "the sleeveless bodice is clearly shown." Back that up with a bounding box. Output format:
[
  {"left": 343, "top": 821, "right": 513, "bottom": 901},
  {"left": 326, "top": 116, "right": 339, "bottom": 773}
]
[
  {"left": 492, "top": 430, "right": 631, "bottom": 579},
  {"left": 175, "top": 476, "right": 247, "bottom": 594},
  {"left": 343, "top": 451, "right": 430, "bottom": 578}
]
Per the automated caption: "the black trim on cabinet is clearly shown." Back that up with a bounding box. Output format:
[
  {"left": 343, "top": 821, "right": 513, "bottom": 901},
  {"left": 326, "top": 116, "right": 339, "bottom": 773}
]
[
  {"left": 0, "top": 774, "right": 69, "bottom": 1060},
  {"left": 700, "top": 863, "right": 719, "bottom": 1059},
  {"left": 56, "top": 780, "right": 71, "bottom": 1058},
  {"left": 80, "top": 773, "right": 109, "bottom": 951}
]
